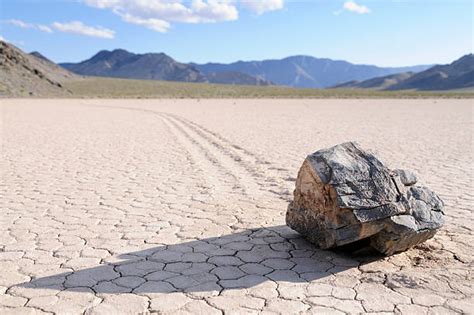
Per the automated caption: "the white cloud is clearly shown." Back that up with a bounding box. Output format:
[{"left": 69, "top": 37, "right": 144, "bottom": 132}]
[
  {"left": 52, "top": 21, "right": 115, "bottom": 39},
  {"left": 83, "top": 0, "right": 283, "bottom": 32},
  {"left": 343, "top": 1, "right": 371, "bottom": 14},
  {"left": 121, "top": 14, "right": 170, "bottom": 33},
  {"left": 5, "top": 19, "right": 54, "bottom": 33},
  {"left": 241, "top": 0, "right": 284, "bottom": 15},
  {"left": 38, "top": 25, "right": 53, "bottom": 33},
  {"left": 6, "top": 19, "right": 33, "bottom": 28},
  {"left": 4, "top": 18, "right": 112, "bottom": 38}
]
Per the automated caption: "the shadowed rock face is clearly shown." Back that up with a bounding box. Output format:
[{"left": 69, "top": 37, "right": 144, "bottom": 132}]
[{"left": 286, "top": 142, "right": 444, "bottom": 255}]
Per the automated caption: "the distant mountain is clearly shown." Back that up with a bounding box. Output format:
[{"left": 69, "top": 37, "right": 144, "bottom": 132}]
[
  {"left": 388, "top": 54, "right": 474, "bottom": 90},
  {"left": 61, "top": 49, "right": 207, "bottom": 83},
  {"left": 0, "top": 41, "right": 76, "bottom": 97},
  {"left": 61, "top": 49, "right": 432, "bottom": 88},
  {"left": 194, "top": 56, "right": 431, "bottom": 88},
  {"left": 61, "top": 48, "right": 474, "bottom": 90},
  {"left": 333, "top": 54, "right": 474, "bottom": 91},
  {"left": 333, "top": 72, "right": 415, "bottom": 90},
  {"left": 60, "top": 49, "right": 273, "bottom": 86}
]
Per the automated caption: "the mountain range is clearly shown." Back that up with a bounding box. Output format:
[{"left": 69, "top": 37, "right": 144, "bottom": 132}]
[
  {"left": 1, "top": 40, "right": 472, "bottom": 95},
  {"left": 59, "top": 48, "right": 473, "bottom": 90},
  {"left": 193, "top": 57, "right": 431, "bottom": 88},
  {"left": 60, "top": 49, "right": 432, "bottom": 88},
  {"left": 333, "top": 54, "right": 474, "bottom": 91},
  {"left": 60, "top": 49, "right": 273, "bottom": 86}
]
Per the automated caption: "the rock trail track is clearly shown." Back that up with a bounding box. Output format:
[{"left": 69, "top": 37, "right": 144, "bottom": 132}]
[{"left": 1, "top": 99, "right": 473, "bottom": 314}]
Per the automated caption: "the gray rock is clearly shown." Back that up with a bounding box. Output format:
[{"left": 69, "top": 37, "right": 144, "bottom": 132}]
[
  {"left": 286, "top": 142, "right": 444, "bottom": 255},
  {"left": 393, "top": 169, "right": 418, "bottom": 186}
]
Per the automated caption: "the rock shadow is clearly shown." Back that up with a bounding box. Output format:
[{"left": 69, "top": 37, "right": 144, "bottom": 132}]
[{"left": 17, "top": 225, "right": 383, "bottom": 294}]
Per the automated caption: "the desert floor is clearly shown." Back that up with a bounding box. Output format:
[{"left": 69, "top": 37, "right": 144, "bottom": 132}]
[{"left": 1, "top": 99, "right": 473, "bottom": 314}]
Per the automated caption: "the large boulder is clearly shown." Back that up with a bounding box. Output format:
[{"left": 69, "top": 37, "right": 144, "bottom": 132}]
[{"left": 286, "top": 142, "right": 444, "bottom": 255}]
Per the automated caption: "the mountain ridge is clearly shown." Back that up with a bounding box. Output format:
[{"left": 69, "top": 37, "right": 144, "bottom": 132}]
[
  {"left": 61, "top": 48, "right": 432, "bottom": 88},
  {"left": 333, "top": 54, "right": 474, "bottom": 91},
  {"left": 61, "top": 49, "right": 206, "bottom": 83},
  {"left": 388, "top": 54, "right": 474, "bottom": 90},
  {"left": 194, "top": 55, "right": 432, "bottom": 88},
  {"left": 60, "top": 49, "right": 274, "bottom": 86}
]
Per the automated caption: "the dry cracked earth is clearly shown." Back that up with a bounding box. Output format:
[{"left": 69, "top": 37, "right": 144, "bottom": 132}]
[{"left": 1, "top": 99, "right": 473, "bottom": 314}]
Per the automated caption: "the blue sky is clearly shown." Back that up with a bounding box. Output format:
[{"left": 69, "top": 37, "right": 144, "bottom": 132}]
[{"left": 0, "top": 0, "right": 472, "bottom": 67}]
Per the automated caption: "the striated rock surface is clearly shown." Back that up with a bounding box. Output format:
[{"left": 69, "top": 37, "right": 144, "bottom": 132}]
[
  {"left": 0, "top": 40, "right": 76, "bottom": 97},
  {"left": 286, "top": 142, "right": 444, "bottom": 255}
]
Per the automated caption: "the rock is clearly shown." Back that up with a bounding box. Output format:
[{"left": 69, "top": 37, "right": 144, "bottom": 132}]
[
  {"left": 286, "top": 142, "right": 444, "bottom": 255},
  {"left": 394, "top": 169, "right": 417, "bottom": 186}
]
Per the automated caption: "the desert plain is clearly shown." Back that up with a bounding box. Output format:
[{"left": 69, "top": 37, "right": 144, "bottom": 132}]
[{"left": 1, "top": 98, "right": 473, "bottom": 314}]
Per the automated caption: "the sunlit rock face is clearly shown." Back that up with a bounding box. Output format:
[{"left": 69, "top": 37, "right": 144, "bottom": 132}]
[{"left": 286, "top": 142, "right": 444, "bottom": 255}]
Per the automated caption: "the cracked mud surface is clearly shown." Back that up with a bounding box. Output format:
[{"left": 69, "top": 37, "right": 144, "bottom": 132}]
[{"left": 1, "top": 99, "right": 473, "bottom": 314}]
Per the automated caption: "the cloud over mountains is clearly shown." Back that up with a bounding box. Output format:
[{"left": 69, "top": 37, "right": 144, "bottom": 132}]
[
  {"left": 5, "top": 19, "right": 52, "bottom": 33},
  {"left": 83, "top": 0, "right": 284, "bottom": 32},
  {"left": 2, "top": 0, "right": 285, "bottom": 38},
  {"left": 4, "top": 19, "right": 115, "bottom": 39},
  {"left": 52, "top": 21, "right": 115, "bottom": 39},
  {"left": 3, "top": 0, "right": 373, "bottom": 39}
]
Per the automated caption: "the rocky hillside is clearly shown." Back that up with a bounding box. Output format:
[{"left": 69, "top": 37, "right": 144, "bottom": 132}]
[
  {"left": 0, "top": 41, "right": 77, "bottom": 97},
  {"left": 388, "top": 54, "right": 474, "bottom": 90}
]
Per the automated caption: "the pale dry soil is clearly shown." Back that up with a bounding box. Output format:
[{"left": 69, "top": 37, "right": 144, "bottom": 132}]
[{"left": 1, "top": 99, "right": 473, "bottom": 315}]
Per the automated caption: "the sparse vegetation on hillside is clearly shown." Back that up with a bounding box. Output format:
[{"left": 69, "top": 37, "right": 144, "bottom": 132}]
[
  {"left": 63, "top": 77, "right": 474, "bottom": 99},
  {"left": 1, "top": 41, "right": 473, "bottom": 98}
]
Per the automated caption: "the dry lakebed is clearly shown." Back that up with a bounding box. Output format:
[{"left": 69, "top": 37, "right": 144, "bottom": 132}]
[{"left": 1, "top": 99, "right": 473, "bottom": 314}]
